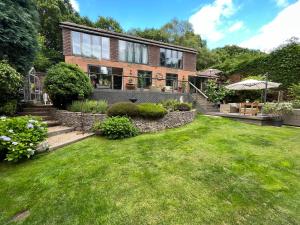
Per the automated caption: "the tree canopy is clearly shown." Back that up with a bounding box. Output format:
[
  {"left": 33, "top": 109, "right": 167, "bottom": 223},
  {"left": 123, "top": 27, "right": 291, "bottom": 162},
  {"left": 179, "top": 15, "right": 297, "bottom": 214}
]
[
  {"left": 95, "top": 16, "right": 123, "bottom": 33},
  {"left": 0, "top": 0, "right": 39, "bottom": 74}
]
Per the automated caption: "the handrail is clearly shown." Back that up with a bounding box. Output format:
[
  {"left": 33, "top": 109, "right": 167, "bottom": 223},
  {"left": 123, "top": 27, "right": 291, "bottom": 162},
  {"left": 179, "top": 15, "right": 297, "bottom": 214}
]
[{"left": 188, "top": 81, "right": 208, "bottom": 99}]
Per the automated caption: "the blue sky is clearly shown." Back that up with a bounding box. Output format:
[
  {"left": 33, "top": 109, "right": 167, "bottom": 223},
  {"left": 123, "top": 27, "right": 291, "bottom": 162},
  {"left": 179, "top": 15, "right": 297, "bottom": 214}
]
[{"left": 71, "top": 0, "right": 300, "bottom": 51}]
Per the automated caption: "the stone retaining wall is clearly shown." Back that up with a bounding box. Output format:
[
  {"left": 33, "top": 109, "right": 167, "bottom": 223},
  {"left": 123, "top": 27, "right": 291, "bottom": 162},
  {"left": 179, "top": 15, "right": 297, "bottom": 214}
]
[
  {"left": 283, "top": 109, "right": 300, "bottom": 126},
  {"left": 52, "top": 109, "right": 197, "bottom": 133}
]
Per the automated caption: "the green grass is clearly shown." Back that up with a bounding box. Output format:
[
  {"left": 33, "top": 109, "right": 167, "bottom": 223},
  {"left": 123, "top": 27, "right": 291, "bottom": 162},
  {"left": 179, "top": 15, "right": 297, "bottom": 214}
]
[{"left": 0, "top": 115, "right": 299, "bottom": 225}]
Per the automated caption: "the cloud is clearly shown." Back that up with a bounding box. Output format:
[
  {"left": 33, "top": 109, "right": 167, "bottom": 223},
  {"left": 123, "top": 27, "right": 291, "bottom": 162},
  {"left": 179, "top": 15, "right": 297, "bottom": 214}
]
[
  {"left": 189, "top": 0, "right": 236, "bottom": 42},
  {"left": 70, "top": 0, "right": 80, "bottom": 12},
  {"left": 228, "top": 21, "right": 244, "bottom": 32},
  {"left": 240, "top": 0, "right": 300, "bottom": 52},
  {"left": 274, "top": 0, "right": 289, "bottom": 7}
]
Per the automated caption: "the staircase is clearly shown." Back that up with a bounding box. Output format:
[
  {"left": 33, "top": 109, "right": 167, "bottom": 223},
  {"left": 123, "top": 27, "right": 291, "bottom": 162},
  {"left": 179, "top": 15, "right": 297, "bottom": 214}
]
[
  {"left": 19, "top": 105, "right": 93, "bottom": 151},
  {"left": 189, "top": 82, "right": 219, "bottom": 113}
]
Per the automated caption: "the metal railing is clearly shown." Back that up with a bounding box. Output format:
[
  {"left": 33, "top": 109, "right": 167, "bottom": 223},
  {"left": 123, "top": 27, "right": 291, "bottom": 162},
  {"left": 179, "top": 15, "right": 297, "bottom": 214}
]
[{"left": 88, "top": 72, "right": 191, "bottom": 94}]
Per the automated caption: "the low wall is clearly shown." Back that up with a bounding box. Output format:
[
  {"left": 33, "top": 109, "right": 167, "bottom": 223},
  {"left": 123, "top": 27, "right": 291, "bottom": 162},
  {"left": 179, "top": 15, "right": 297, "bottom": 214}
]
[
  {"left": 283, "top": 109, "right": 300, "bottom": 126},
  {"left": 92, "top": 89, "right": 192, "bottom": 104},
  {"left": 52, "top": 109, "right": 196, "bottom": 133}
]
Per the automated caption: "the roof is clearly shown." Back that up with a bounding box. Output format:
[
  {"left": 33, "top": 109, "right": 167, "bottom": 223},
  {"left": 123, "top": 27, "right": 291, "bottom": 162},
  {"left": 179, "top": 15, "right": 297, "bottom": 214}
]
[
  {"left": 196, "top": 69, "right": 222, "bottom": 78},
  {"left": 60, "top": 22, "right": 198, "bottom": 54}
]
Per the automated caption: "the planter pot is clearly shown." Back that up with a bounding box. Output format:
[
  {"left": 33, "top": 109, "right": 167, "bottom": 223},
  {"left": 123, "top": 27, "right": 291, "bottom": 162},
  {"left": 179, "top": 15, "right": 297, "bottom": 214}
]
[
  {"left": 272, "top": 119, "right": 283, "bottom": 127},
  {"left": 126, "top": 83, "right": 136, "bottom": 90}
]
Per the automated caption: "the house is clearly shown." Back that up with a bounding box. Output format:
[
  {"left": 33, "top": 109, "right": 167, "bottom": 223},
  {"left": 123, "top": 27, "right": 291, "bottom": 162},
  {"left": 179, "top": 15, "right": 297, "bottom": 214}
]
[{"left": 60, "top": 22, "right": 198, "bottom": 94}]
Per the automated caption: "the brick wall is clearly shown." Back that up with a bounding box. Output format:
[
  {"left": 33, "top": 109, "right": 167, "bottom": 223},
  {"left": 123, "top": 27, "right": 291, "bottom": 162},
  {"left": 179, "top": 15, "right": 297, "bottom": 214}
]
[
  {"left": 183, "top": 52, "right": 197, "bottom": 72},
  {"left": 62, "top": 28, "right": 72, "bottom": 56},
  {"left": 110, "top": 37, "right": 118, "bottom": 61},
  {"left": 149, "top": 45, "right": 160, "bottom": 66}
]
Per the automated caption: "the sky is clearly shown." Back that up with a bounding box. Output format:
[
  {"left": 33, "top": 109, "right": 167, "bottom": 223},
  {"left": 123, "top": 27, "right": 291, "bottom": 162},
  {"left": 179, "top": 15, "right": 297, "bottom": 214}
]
[{"left": 70, "top": 0, "right": 300, "bottom": 52}]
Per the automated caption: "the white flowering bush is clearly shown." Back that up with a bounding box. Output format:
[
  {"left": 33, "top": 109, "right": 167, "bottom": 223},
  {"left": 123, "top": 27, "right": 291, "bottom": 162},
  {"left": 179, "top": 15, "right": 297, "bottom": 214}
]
[
  {"left": 0, "top": 116, "right": 47, "bottom": 162},
  {"left": 263, "top": 102, "right": 293, "bottom": 118}
]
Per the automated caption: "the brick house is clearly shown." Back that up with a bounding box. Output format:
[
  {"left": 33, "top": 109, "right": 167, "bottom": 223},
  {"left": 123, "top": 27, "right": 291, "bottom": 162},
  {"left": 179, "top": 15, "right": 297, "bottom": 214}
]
[{"left": 60, "top": 22, "right": 198, "bottom": 93}]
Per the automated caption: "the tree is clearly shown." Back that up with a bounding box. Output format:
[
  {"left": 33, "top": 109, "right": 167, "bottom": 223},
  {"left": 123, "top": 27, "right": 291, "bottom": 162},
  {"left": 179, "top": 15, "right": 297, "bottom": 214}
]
[
  {"left": 95, "top": 16, "right": 123, "bottom": 33},
  {"left": 0, "top": 0, "right": 39, "bottom": 74},
  {"left": 128, "top": 28, "right": 169, "bottom": 43},
  {"left": 33, "top": 0, "right": 94, "bottom": 70}
]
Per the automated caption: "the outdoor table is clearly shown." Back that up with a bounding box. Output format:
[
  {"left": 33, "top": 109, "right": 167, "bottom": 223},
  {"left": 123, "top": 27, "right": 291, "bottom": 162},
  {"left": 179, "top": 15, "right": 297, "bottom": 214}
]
[{"left": 239, "top": 102, "right": 261, "bottom": 116}]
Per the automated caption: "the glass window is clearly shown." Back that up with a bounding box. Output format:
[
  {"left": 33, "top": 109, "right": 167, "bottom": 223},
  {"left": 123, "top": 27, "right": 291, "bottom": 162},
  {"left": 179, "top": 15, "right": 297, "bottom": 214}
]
[
  {"left": 72, "top": 31, "right": 81, "bottom": 55},
  {"left": 166, "top": 49, "right": 172, "bottom": 67},
  {"left": 138, "top": 70, "right": 152, "bottom": 88},
  {"left": 71, "top": 31, "right": 110, "bottom": 60},
  {"left": 142, "top": 45, "right": 148, "bottom": 64},
  {"left": 134, "top": 43, "right": 141, "bottom": 63},
  {"left": 102, "top": 37, "right": 110, "bottom": 59},
  {"left": 118, "top": 40, "right": 127, "bottom": 61},
  {"left": 160, "top": 48, "right": 183, "bottom": 69},
  {"left": 118, "top": 40, "right": 148, "bottom": 64},
  {"left": 91, "top": 35, "right": 101, "bottom": 59},
  {"left": 127, "top": 42, "right": 134, "bottom": 63},
  {"left": 82, "top": 33, "right": 91, "bottom": 57},
  {"left": 160, "top": 48, "right": 166, "bottom": 66},
  {"left": 178, "top": 52, "right": 183, "bottom": 69},
  {"left": 166, "top": 73, "right": 178, "bottom": 89}
]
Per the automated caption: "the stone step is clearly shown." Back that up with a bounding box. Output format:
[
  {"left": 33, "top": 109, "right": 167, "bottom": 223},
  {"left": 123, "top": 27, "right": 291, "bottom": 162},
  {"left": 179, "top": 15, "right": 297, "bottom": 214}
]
[
  {"left": 18, "top": 111, "right": 51, "bottom": 116},
  {"left": 45, "top": 120, "right": 61, "bottom": 127},
  {"left": 47, "top": 126, "right": 74, "bottom": 137},
  {"left": 23, "top": 107, "right": 52, "bottom": 112},
  {"left": 47, "top": 131, "right": 94, "bottom": 151}
]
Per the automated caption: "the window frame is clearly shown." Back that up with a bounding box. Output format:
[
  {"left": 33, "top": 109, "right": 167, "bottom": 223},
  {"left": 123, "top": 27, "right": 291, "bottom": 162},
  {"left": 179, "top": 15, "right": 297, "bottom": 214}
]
[
  {"left": 71, "top": 31, "right": 110, "bottom": 60},
  {"left": 159, "top": 48, "right": 183, "bottom": 69},
  {"left": 118, "top": 40, "right": 148, "bottom": 65}
]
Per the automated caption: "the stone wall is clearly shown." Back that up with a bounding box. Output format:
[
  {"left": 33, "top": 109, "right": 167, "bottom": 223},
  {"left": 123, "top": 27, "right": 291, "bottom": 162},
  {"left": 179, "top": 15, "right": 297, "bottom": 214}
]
[
  {"left": 283, "top": 109, "right": 300, "bottom": 126},
  {"left": 92, "top": 89, "right": 192, "bottom": 104},
  {"left": 52, "top": 109, "right": 196, "bottom": 133},
  {"left": 52, "top": 110, "right": 107, "bottom": 131}
]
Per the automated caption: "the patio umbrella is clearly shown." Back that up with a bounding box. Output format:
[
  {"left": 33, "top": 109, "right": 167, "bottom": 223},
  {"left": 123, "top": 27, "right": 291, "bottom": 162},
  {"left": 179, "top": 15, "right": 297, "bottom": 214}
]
[
  {"left": 225, "top": 77, "right": 281, "bottom": 114},
  {"left": 225, "top": 79, "right": 281, "bottom": 90}
]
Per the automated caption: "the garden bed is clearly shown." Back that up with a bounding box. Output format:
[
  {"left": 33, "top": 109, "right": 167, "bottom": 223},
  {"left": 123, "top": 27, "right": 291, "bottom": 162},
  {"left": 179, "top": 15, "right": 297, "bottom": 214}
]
[{"left": 52, "top": 109, "right": 196, "bottom": 133}]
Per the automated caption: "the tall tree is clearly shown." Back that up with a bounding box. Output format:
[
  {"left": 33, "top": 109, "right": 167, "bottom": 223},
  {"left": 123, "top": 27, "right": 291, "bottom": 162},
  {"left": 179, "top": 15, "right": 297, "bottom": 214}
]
[
  {"left": 94, "top": 16, "right": 123, "bottom": 33},
  {"left": 0, "top": 0, "right": 39, "bottom": 74},
  {"left": 33, "top": 0, "right": 94, "bottom": 70}
]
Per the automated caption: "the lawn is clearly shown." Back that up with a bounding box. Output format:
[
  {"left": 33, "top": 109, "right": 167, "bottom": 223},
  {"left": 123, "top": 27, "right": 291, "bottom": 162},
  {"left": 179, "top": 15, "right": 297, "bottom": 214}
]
[{"left": 0, "top": 115, "right": 299, "bottom": 225}]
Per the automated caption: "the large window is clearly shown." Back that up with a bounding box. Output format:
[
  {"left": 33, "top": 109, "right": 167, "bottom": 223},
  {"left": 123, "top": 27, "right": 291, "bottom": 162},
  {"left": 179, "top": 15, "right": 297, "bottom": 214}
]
[
  {"left": 118, "top": 40, "right": 148, "bottom": 64},
  {"left": 137, "top": 70, "right": 152, "bottom": 88},
  {"left": 166, "top": 73, "right": 178, "bottom": 89},
  {"left": 71, "top": 31, "right": 110, "bottom": 60},
  {"left": 160, "top": 48, "right": 183, "bottom": 69}
]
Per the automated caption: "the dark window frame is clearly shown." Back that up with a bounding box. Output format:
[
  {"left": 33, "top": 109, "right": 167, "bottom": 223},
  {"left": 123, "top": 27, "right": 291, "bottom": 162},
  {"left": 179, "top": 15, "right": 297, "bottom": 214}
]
[
  {"left": 118, "top": 40, "right": 149, "bottom": 65},
  {"left": 159, "top": 48, "right": 183, "bottom": 69}
]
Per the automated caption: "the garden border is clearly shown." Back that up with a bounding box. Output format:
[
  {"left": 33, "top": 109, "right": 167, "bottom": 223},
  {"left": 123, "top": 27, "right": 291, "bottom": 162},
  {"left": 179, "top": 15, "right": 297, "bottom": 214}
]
[{"left": 51, "top": 109, "right": 197, "bottom": 133}]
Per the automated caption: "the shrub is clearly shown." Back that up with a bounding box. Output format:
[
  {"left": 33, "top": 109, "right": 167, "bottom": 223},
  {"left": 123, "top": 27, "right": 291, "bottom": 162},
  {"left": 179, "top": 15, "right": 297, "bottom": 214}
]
[
  {"left": 263, "top": 102, "right": 293, "bottom": 117},
  {"left": 288, "top": 83, "right": 300, "bottom": 100},
  {"left": 107, "top": 102, "right": 139, "bottom": 117},
  {"left": 44, "top": 62, "right": 93, "bottom": 109},
  {"left": 292, "top": 99, "right": 300, "bottom": 109},
  {"left": 175, "top": 102, "right": 192, "bottom": 111},
  {"left": 0, "top": 100, "right": 17, "bottom": 116},
  {"left": 68, "top": 100, "right": 108, "bottom": 113},
  {"left": 99, "top": 116, "right": 139, "bottom": 139},
  {"left": 161, "top": 99, "right": 180, "bottom": 112},
  {"left": 137, "top": 103, "right": 167, "bottom": 119},
  {"left": 0, "top": 61, "right": 22, "bottom": 102},
  {"left": 0, "top": 116, "right": 47, "bottom": 162}
]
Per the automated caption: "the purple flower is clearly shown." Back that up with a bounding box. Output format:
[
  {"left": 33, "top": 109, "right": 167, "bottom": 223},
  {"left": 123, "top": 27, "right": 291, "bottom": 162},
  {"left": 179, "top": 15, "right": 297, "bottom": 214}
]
[
  {"left": 0, "top": 136, "right": 11, "bottom": 141},
  {"left": 27, "top": 123, "right": 34, "bottom": 129},
  {"left": 12, "top": 142, "right": 18, "bottom": 145}
]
